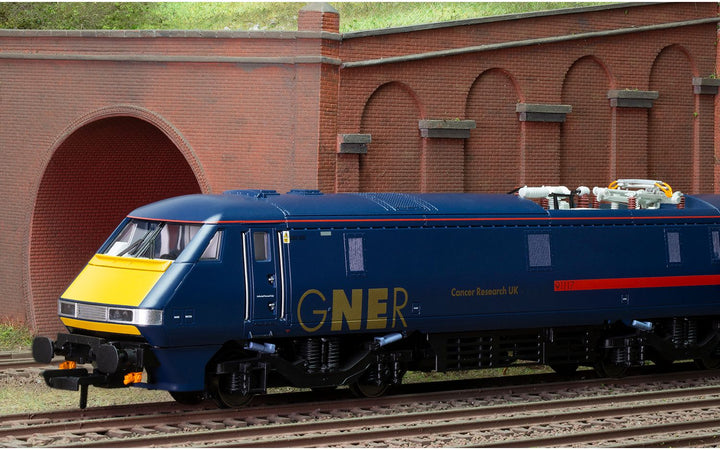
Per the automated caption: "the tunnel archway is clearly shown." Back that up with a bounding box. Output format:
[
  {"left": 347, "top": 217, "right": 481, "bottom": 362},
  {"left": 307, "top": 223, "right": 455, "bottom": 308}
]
[{"left": 29, "top": 114, "right": 203, "bottom": 334}]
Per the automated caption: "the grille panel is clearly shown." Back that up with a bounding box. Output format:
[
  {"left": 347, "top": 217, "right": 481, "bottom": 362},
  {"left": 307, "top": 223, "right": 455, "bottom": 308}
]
[{"left": 76, "top": 303, "right": 107, "bottom": 322}]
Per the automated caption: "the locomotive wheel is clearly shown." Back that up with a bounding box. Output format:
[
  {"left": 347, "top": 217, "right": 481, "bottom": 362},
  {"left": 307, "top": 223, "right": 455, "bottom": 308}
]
[
  {"left": 169, "top": 391, "right": 205, "bottom": 405},
  {"left": 210, "top": 374, "right": 253, "bottom": 409},
  {"left": 595, "top": 360, "right": 628, "bottom": 378},
  {"left": 549, "top": 363, "right": 579, "bottom": 376},
  {"left": 214, "top": 389, "right": 252, "bottom": 409},
  {"left": 348, "top": 380, "right": 389, "bottom": 398}
]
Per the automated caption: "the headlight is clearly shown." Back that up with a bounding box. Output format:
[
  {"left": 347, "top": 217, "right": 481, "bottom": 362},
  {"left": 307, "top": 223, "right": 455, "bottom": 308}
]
[
  {"left": 59, "top": 301, "right": 76, "bottom": 317},
  {"left": 58, "top": 301, "right": 162, "bottom": 326},
  {"left": 108, "top": 308, "right": 133, "bottom": 323},
  {"left": 108, "top": 307, "right": 162, "bottom": 326}
]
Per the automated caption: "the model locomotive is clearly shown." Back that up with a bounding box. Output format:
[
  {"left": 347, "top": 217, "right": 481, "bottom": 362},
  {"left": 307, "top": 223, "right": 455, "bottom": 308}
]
[{"left": 32, "top": 179, "right": 720, "bottom": 408}]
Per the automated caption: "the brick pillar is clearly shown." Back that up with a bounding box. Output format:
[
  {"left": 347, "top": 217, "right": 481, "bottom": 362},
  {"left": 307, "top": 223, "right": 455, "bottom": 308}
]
[
  {"left": 696, "top": 89, "right": 715, "bottom": 193},
  {"left": 521, "top": 122, "right": 562, "bottom": 186},
  {"left": 607, "top": 90, "right": 658, "bottom": 183},
  {"left": 716, "top": 21, "right": 720, "bottom": 193},
  {"left": 298, "top": 2, "right": 340, "bottom": 32},
  {"left": 516, "top": 105, "right": 571, "bottom": 186},
  {"left": 418, "top": 120, "right": 476, "bottom": 192},
  {"left": 612, "top": 107, "right": 649, "bottom": 181},
  {"left": 296, "top": 3, "right": 340, "bottom": 191}
]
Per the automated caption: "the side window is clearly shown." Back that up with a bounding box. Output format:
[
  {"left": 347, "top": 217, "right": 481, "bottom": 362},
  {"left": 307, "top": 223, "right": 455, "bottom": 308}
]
[
  {"left": 200, "top": 230, "right": 223, "bottom": 260},
  {"left": 253, "top": 231, "right": 270, "bottom": 261},
  {"left": 527, "top": 233, "right": 552, "bottom": 269},
  {"left": 666, "top": 230, "right": 681, "bottom": 265},
  {"left": 711, "top": 229, "right": 720, "bottom": 262},
  {"left": 345, "top": 234, "right": 365, "bottom": 275}
]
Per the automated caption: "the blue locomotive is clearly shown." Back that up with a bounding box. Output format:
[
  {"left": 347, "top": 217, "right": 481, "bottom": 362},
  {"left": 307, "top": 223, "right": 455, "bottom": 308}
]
[{"left": 32, "top": 180, "right": 720, "bottom": 408}]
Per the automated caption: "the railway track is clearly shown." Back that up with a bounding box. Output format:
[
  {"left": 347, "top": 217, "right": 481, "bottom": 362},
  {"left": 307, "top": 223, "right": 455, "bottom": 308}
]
[
  {"left": 2, "top": 367, "right": 720, "bottom": 447},
  {"left": 0, "top": 352, "right": 52, "bottom": 371}
]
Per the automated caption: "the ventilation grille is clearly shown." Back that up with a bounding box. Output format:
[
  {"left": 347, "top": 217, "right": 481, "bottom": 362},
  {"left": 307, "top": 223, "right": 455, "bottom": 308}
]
[
  {"left": 353, "top": 193, "right": 438, "bottom": 212},
  {"left": 224, "top": 189, "right": 279, "bottom": 199}
]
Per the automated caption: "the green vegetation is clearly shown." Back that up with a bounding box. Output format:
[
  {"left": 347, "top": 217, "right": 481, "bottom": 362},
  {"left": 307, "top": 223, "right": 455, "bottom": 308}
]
[
  {"left": 0, "top": 365, "right": 553, "bottom": 414},
  {"left": 0, "top": 320, "right": 32, "bottom": 352},
  {"left": 0, "top": 376, "right": 171, "bottom": 414},
  {"left": 0, "top": 3, "right": 157, "bottom": 30},
  {"left": 0, "top": 2, "right": 609, "bottom": 33},
  {"left": 335, "top": 2, "right": 607, "bottom": 33}
]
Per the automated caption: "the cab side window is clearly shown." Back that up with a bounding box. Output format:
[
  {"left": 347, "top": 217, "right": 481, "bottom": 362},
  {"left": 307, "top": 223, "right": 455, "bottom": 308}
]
[
  {"left": 711, "top": 229, "right": 720, "bottom": 262},
  {"left": 200, "top": 230, "right": 223, "bottom": 260},
  {"left": 253, "top": 231, "right": 270, "bottom": 261}
]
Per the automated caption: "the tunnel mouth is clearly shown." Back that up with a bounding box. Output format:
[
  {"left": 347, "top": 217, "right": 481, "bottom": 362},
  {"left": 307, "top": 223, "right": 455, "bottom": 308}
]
[{"left": 30, "top": 116, "right": 202, "bottom": 335}]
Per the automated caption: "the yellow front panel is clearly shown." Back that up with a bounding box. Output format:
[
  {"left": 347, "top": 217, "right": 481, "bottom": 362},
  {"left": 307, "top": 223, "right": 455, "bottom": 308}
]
[
  {"left": 62, "top": 254, "right": 171, "bottom": 307},
  {"left": 61, "top": 317, "right": 141, "bottom": 335}
]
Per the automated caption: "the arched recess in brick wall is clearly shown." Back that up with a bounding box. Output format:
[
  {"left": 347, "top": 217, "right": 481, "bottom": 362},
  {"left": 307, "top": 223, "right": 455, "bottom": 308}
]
[
  {"left": 560, "top": 56, "right": 612, "bottom": 188},
  {"left": 648, "top": 45, "right": 696, "bottom": 193},
  {"left": 464, "top": 68, "right": 521, "bottom": 193},
  {"left": 359, "top": 82, "right": 422, "bottom": 192},
  {"left": 29, "top": 112, "right": 203, "bottom": 334}
]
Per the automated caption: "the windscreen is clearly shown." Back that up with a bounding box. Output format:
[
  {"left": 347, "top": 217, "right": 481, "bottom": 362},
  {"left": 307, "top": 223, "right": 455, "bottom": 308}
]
[{"left": 103, "top": 219, "right": 202, "bottom": 260}]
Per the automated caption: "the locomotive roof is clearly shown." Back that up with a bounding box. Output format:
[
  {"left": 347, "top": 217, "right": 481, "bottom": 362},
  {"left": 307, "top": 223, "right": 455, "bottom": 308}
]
[
  {"left": 128, "top": 190, "right": 720, "bottom": 224},
  {"left": 129, "top": 190, "right": 548, "bottom": 223}
]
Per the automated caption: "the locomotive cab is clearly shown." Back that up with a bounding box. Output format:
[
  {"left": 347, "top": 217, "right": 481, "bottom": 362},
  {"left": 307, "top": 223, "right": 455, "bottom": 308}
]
[{"left": 32, "top": 214, "right": 232, "bottom": 408}]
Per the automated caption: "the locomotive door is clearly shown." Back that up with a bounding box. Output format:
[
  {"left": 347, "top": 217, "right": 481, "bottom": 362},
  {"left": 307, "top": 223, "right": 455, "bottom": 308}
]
[{"left": 247, "top": 229, "right": 280, "bottom": 321}]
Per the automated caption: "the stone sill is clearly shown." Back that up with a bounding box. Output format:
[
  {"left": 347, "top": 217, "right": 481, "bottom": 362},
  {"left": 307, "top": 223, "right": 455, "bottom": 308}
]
[
  {"left": 607, "top": 89, "right": 659, "bottom": 108},
  {"left": 516, "top": 103, "right": 571, "bottom": 122},
  {"left": 337, "top": 133, "right": 371, "bottom": 154},
  {"left": 418, "top": 119, "right": 476, "bottom": 138},
  {"left": 693, "top": 77, "right": 720, "bottom": 95}
]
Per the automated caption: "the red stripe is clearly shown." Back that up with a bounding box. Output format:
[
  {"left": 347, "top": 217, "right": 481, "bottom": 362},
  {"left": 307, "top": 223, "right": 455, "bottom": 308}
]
[{"left": 554, "top": 275, "right": 720, "bottom": 292}]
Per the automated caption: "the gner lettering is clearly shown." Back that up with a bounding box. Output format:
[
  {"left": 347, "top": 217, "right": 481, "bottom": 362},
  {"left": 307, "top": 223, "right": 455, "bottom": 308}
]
[{"left": 297, "top": 287, "right": 409, "bottom": 333}]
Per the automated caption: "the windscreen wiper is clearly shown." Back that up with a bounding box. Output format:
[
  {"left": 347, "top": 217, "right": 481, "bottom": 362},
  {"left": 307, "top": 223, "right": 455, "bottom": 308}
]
[
  {"left": 117, "top": 238, "right": 144, "bottom": 257},
  {"left": 134, "top": 223, "right": 166, "bottom": 259}
]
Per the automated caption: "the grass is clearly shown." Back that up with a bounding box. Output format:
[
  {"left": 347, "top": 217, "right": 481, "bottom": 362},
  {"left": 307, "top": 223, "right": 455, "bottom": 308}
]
[
  {"left": 0, "top": 322, "right": 558, "bottom": 412},
  {"left": 0, "top": 320, "right": 33, "bottom": 352},
  {"left": 0, "top": 375, "right": 172, "bottom": 414},
  {"left": 0, "top": 321, "right": 170, "bottom": 413},
  {"left": 334, "top": 2, "right": 609, "bottom": 33},
  {"left": 0, "top": 2, "right": 611, "bottom": 32},
  {"left": 151, "top": 2, "right": 610, "bottom": 33},
  {"left": 0, "top": 320, "right": 559, "bottom": 413},
  {"left": 0, "top": 364, "right": 554, "bottom": 414}
]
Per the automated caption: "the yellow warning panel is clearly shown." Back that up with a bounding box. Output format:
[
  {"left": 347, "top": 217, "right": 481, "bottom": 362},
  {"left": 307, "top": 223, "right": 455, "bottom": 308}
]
[{"left": 62, "top": 254, "right": 171, "bottom": 307}]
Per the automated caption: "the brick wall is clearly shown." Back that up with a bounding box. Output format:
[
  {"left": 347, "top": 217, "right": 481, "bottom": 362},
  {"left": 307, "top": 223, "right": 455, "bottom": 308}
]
[
  {"left": 0, "top": 2, "right": 718, "bottom": 333},
  {"left": 336, "top": 3, "right": 719, "bottom": 195}
]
